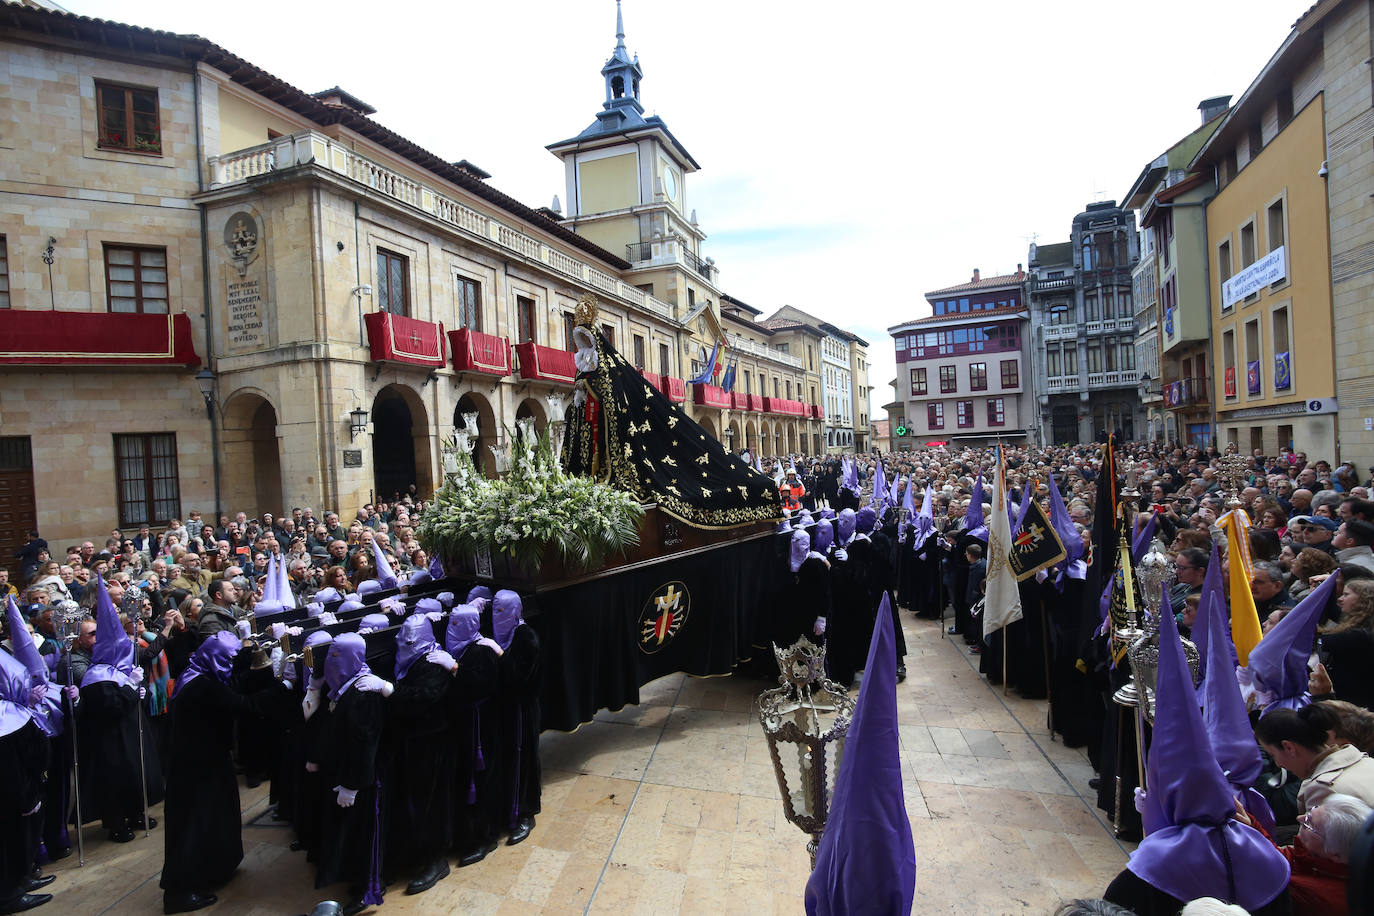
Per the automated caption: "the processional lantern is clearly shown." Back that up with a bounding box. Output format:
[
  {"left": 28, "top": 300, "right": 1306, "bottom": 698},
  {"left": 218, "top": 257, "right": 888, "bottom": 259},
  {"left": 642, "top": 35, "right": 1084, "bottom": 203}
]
[{"left": 758, "top": 636, "right": 854, "bottom": 867}]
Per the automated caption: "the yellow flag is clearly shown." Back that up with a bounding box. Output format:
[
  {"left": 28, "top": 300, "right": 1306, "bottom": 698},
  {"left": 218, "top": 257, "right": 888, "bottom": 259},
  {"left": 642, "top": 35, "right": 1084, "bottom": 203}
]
[{"left": 1221, "top": 509, "right": 1262, "bottom": 666}]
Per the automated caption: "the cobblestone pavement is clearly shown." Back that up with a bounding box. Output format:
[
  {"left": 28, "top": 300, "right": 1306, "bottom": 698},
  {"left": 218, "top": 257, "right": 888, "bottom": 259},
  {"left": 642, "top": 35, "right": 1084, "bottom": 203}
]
[{"left": 44, "top": 613, "right": 1127, "bottom": 915}]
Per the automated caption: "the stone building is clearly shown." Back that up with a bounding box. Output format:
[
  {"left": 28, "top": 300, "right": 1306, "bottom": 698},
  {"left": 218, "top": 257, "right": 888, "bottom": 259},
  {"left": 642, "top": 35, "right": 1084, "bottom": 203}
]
[
  {"left": 1120, "top": 98, "right": 1229, "bottom": 449},
  {"left": 1025, "top": 202, "right": 1141, "bottom": 445},
  {"left": 0, "top": 4, "right": 838, "bottom": 559},
  {"left": 890, "top": 269, "right": 1033, "bottom": 448},
  {"left": 760, "top": 303, "right": 870, "bottom": 453}
]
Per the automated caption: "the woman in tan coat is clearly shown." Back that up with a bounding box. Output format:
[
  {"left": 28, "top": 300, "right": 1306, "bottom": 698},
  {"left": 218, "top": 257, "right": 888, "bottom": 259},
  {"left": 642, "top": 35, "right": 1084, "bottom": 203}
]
[{"left": 1257, "top": 703, "right": 1374, "bottom": 813}]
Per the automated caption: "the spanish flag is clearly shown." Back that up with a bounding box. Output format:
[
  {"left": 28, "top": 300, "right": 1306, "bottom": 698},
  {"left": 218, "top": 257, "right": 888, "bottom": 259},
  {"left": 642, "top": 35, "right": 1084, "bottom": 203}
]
[{"left": 1219, "top": 508, "right": 1262, "bottom": 666}]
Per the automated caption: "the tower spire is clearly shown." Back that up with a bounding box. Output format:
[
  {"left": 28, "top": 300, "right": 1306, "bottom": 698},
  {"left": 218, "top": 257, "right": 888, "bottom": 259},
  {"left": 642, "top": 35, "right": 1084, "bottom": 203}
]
[
  {"left": 600, "top": 0, "right": 643, "bottom": 112},
  {"left": 615, "top": 0, "right": 625, "bottom": 51}
]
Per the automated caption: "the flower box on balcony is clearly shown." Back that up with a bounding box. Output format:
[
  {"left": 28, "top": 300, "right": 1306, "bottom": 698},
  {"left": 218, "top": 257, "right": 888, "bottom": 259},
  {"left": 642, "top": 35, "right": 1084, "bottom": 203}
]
[
  {"left": 0, "top": 310, "right": 199, "bottom": 367},
  {"left": 693, "top": 383, "right": 731, "bottom": 409},
  {"left": 447, "top": 328, "right": 511, "bottom": 376},
  {"left": 364, "top": 311, "right": 447, "bottom": 368},
  {"left": 514, "top": 342, "right": 578, "bottom": 385}
]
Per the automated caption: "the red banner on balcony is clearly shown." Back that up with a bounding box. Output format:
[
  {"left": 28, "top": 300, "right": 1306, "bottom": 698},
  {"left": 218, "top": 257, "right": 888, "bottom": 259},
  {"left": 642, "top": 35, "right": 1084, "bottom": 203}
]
[
  {"left": 364, "top": 311, "right": 446, "bottom": 368},
  {"left": 729, "top": 392, "right": 753, "bottom": 411},
  {"left": 762, "top": 397, "right": 806, "bottom": 417},
  {"left": 515, "top": 342, "right": 578, "bottom": 385},
  {"left": 693, "top": 382, "right": 731, "bottom": 409},
  {"left": 664, "top": 377, "right": 686, "bottom": 403},
  {"left": 448, "top": 328, "right": 511, "bottom": 376},
  {"left": 0, "top": 310, "right": 200, "bottom": 367},
  {"left": 809, "top": 403, "right": 825, "bottom": 420}
]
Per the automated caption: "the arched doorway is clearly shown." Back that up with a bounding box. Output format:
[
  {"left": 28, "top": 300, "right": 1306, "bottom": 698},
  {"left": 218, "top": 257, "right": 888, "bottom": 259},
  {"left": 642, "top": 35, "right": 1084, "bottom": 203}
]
[
  {"left": 455, "top": 391, "right": 497, "bottom": 478},
  {"left": 698, "top": 414, "right": 718, "bottom": 441},
  {"left": 727, "top": 418, "right": 743, "bottom": 455},
  {"left": 782, "top": 424, "right": 793, "bottom": 456},
  {"left": 221, "top": 390, "right": 283, "bottom": 518},
  {"left": 372, "top": 384, "right": 433, "bottom": 501}
]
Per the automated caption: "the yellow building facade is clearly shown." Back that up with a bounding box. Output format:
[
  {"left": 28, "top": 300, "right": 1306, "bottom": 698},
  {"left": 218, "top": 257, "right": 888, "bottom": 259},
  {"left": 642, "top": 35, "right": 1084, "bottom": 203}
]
[{"left": 1202, "top": 97, "right": 1336, "bottom": 457}]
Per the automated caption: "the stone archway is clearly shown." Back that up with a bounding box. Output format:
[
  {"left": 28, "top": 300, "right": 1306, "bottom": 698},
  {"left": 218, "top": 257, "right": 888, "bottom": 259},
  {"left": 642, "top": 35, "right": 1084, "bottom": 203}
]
[
  {"left": 727, "top": 418, "right": 743, "bottom": 455},
  {"left": 455, "top": 391, "right": 498, "bottom": 478},
  {"left": 698, "top": 414, "right": 718, "bottom": 441},
  {"left": 221, "top": 389, "right": 283, "bottom": 518},
  {"left": 372, "top": 384, "right": 433, "bottom": 501},
  {"left": 515, "top": 397, "right": 548, "bottom": 445}
]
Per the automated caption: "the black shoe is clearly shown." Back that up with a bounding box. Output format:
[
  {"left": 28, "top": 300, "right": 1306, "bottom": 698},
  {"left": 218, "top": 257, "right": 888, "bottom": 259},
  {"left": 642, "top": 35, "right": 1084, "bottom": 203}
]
[
  {"left": 0, "top": 894, "right": 52, "bottom": 914},
  {"left": 404, "top": 859, "right": 449, "bottom": 895},
  {"left": 506, "top": 815, "right": 535, "bottom": 846},
  {"left": 289, "top": 839, "right": 305, "bottom": 852},
  {"left": 22, "top": 878, "right": 53, "bottom": 894},
  {"left": 245, "top": 775, "right": 262, "bottom": 789},
  {"left": 340, "top": 899, "right": 370, "bottom": 916},
  {"left": 457, "top": 841, "right": 498, "bottom": 868},
  {"left": 896, "top": 665, "right": 907, "bottom": 683},
  {"left": 133, "top": 815, "right": 157, "bottom": 830},
  {"left": 108, "top": 828, "right": 136, "bottom": 843},
  {"left": 946, "top": 626, "right": 960, "bottom": 635},
  {"left": 1089, "top": 777, "right": 1101, "bottom": 791},
  {"left": 47, "top": 847, "right": 71, "bottom": 861},
  {"left": 163, "top": 891, "right": 216, "bottom": 914}
]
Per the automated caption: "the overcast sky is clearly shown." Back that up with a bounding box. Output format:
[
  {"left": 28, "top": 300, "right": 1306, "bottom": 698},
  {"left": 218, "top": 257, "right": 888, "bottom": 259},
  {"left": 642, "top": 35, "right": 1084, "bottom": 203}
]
[{"left": 67, "top": 0, "right": 1306, "bottom": 417}]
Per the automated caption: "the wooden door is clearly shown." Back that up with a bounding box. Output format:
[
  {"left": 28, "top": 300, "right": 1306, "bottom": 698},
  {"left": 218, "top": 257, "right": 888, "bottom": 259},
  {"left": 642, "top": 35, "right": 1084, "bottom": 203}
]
[{"left": 0, "top": 437, "right": 37, "bottom": 582}]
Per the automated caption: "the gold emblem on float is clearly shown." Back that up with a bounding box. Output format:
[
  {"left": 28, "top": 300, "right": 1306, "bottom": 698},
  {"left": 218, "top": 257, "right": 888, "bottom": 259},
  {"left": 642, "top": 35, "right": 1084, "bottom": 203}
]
[{"left": 638, "top": 581, "right": 690, "bottom": 654}]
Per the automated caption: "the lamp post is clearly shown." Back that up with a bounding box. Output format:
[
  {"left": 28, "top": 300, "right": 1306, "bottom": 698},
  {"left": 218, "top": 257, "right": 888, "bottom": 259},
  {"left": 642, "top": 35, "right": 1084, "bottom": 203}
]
[
  {"left": 195, "top": 367, "right": 222, "bottom": 520},
  {"left": 759, "top": 636, "right": 854, "bottom": 867},
  {"left": 724, "top": 425, "right": 735, "bottom": 454},
  {"left": 349, "top": 406, "right": 370, "bottom": 442}
]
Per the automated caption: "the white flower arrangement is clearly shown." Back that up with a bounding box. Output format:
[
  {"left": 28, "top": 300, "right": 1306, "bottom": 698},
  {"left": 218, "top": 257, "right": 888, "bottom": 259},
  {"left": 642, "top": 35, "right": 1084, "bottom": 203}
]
[{"left": 418, "top": 425, "right": 643, "bottom": 571}]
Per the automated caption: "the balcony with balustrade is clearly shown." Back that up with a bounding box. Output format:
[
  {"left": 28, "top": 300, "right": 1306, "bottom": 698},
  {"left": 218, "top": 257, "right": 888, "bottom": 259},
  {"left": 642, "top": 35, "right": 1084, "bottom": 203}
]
[
  {"left": 1085, "top": 370, "right": 1134, "bottom": 389},
  {"left": 206, "top": 130, "right": 680, "bottom": 325},
  {"left": 626, "top": 238, "right": 717, "bottom": 284}
]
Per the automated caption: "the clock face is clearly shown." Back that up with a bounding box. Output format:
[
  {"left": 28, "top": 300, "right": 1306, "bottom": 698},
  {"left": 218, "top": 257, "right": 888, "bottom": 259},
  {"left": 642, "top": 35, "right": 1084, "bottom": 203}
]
[{"left": 662, "top": 166, "right": 678, "bottom": 201}]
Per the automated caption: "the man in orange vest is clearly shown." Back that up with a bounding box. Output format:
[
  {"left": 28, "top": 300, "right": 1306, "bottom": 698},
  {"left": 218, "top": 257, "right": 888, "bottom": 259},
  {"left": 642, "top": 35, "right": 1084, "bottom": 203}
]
[{"left": 781, "top": 468, "right": 806, "bottom": 515}]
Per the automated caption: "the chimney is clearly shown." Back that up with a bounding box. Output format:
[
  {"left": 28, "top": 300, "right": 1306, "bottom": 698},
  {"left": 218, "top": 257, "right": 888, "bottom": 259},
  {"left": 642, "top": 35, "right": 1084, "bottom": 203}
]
[
  {"left": 1016, "top": 263, "right": 1025, "bottom": 280},
  {"left": 971, "top": 268, "right": 980, "bottom": 282},
  {"left": 1197, "top": 95, "right": 1231, "bottom": 124}
]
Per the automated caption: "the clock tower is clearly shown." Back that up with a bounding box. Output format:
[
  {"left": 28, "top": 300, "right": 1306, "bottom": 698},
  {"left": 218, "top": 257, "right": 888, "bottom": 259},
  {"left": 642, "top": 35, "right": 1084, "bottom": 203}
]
[{"left": 548, "top": 2, "right": 718, "bottom": 328}]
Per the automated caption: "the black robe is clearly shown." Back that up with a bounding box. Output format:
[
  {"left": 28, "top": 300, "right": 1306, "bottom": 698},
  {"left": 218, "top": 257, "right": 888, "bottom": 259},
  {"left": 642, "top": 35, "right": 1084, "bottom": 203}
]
[
  {"left": 779, "top": 555, "right": 831, "bottom": 650},
  {"left": 0, "top": 720, "right": 46, "bottom": 905},
  {"left": 825, "top": 547, "right": 864, "bottom": 688},
  {"left": 160, "top": 664, "right": 293, "bottom": 894},
  {"left": 869, "top": 527, "right": 907, "bottom": 661},
  {"left": 1044, "top": 574, "right": 1101, "bottom": 750},
  {"left": 383, "top": 659, "right": 456, "bottom": 873},
  {"left": 315, "top": 687, "right": 385, "bottom": 896},
  {"left": 75, "top": 678, "right": 162, "bottom": 830},
  {"left": 491, "top": 626, "right": 541, "bottom": 833},
  {"left": 449, "top": 645, "right": 500, "bottom": 854}
]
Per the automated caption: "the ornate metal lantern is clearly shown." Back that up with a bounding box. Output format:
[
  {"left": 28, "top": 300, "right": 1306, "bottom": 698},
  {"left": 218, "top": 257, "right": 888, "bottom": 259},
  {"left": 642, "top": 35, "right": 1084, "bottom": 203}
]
[
  {"left": 54, "top": 600, "right": 84, "bottom": 647},
  {"left": 758, "top": 637, "right": 854, "bottom": 867}
]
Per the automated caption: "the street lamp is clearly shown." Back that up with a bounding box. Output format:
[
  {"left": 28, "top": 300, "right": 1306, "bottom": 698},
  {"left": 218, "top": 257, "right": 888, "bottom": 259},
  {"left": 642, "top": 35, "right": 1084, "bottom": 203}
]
[
  {"left": 349, "top": 406, "right": 370, "bottom": 442},
  {"left": 725, "top": 426, "right": 735, "bottom": 452},
  {"left": 194, "top": 367, "right": 222, "bottom": 520}
]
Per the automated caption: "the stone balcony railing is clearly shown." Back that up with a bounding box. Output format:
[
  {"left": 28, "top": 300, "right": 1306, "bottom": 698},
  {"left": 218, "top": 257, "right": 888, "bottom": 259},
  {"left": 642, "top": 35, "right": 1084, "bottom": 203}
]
[
  {"left": 1084, "top": 317, "right": 1135, "bottom": 335},
  {"left": 207, "top": 131, "right": 679, "bottom": 325},
  {"left": 729, "top": 336, "right": 803, "bottom": 370},
  {"left": 1046, "top": 375, "right": 1078, "bottom": 392},
  {"left": 1043, "top": 324, "right": 1075, "bottom": 341},
  {"left": 1087, "top": 370, "right": 1133, "bottom": 388}
]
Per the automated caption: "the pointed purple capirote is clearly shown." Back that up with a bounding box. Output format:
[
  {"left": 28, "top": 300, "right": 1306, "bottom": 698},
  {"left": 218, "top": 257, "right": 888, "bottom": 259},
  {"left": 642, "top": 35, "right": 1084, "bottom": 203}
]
[
  {"left": 262, "top": 554, "right": 279, "bottom": 605},
  {"left": 0, "top": 647, "right": 35, "bottom": 737},
  {"left": 912, "top": 486, "right": 934, "bottom": 552},
  {"left": 804, "top": 593, "right": 915, "bottom": 915},
  {"left": 835, "top": 509, "right": 856, "bottom": 547},
  {"left": 1131, "top": 511, "right": 1158, "bottom": 563},
  {"left": 492, "top": 590, "right": 524, "bottom": 651},
  {"left": 900, "top": 476, "right": 916, "bottom": 518},
  {"left": 813, "top": 519, "right": 834, "bottom": 554},
  {"left": 966, "top": 473, "right": 986, "bottom": 540},
  {"left": 277, "top": 551, "right": 295, "bottom": 609},
  {"left": 371, "top": 538, "right": 398, "bottom": 589},
  {"left": 1246, "top": 572, "right": 1339, "bottom": 713},
  {"left": 446, "top": 605, "right": 481, "bottom": 659},
  {"left": 790, "top": 529, "right": 810, "bottom": 574},
  {"left": 1200, "top": 581, "right": 1275, "bottom": 834},
  {"left": 1046, "top": 474, "right": 1081, "bottom": 563},
  {"left": 1191, "top": 542, "right": 1227, "bottom": 695},
  {"left": 325, "top": 632, "right": 370, "bottom": 702},
  {"left": 428, "top": 554, "right": 445, "bottom": 580},
  {"left": 82, "top": 574, "right": 135, "bottom": 688},
  {"left": 394, "top": 615, "right": 437, "bottom": 682},
  {"left": 1127, "top": 600, "right": 1290, "bottom": 910},
  {"left": 175, "top": 631, "right": 240, "bottom": 697},
  {"left": 6, "top": 595, "right": 46, "bottom": 682}
]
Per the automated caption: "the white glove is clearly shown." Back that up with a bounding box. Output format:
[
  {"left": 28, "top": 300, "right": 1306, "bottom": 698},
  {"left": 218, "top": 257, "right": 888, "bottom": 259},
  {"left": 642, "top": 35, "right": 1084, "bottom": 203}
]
[
  {"left": 304, "top": 761, "right": 319, "bottom": 773},
  {"left": 354, "top": 674, "right": 393, "bottom": 697},
  {"left": 130, "top": 666, "right": 145, "bottom": 686},
  {"left": 138, "top": 687, "right": 146, "bottom": 699},
  {"left": 280, "top": 679, "right": 294, "bottom": 691},
  {"left": 236, "top": 620, "right": 252, "bottom": 638},
  {"left": 64, "top": 685, "right": 79, "bottom": 701},
  {"left": 27, "top": 685, "right": 45, "bottom": 708},
  {"left": 318, "top": 612, "right": 337, "bottom": 626},
  {"left": 426, "top": 611, "right": 443, "bottom": 622},
  {"left": 1035, "top": 569, "right": 1049, "bottom": 584},
  {"left": 302, "top": 688, "right": 322, "bottom": 721},
  {"left": 426, "top": 649, "right": 457, "bottom": 672},
  {"left": 287, "top": 626, "right": 303, "bottom": 637},
  {"left": 269, "top": 647, "right": 285, "bottom": 680},
  {"left": 334, "top": 785, "right": 357, "bottom": 808},
  {"left": 812, "top": 617, "right": 827, "bottom": 636},
  {"left": 24, "top": 800, "right": 41, "bottom": 816},
  {"left": 1134, "top": 787, "right": 1147, "bottom": 814},
  {"left": 476, "top": 637, "right": 503, "bottom": 656},
  {"left": 833, "top": 548, "right": 848, "bottom": 562},
  {"left": 270, "top": 622, "right": 288, "bottom": 640}
]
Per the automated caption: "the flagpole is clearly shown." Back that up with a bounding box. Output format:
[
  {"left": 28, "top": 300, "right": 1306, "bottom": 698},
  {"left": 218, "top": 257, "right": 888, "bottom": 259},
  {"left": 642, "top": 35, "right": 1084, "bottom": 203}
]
[{"left": 1002, "top": 635, "right": 1008, "bottom": 697}]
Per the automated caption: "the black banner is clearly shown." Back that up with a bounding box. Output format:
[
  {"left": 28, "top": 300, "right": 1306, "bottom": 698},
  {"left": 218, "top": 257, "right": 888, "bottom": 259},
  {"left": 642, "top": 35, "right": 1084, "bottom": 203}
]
[
  {"left": 1009, "top": 499, "right": 1067, "bottom": 581},
  {"left": 525, "top": 534, "right": 779, "bottom": 731}
]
